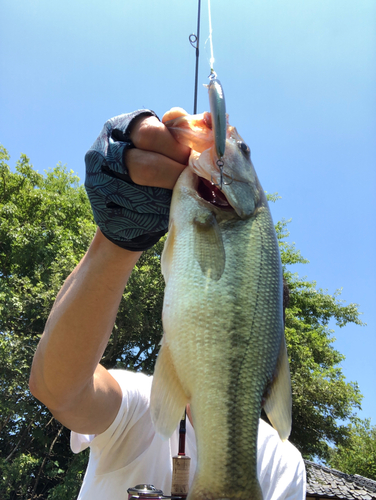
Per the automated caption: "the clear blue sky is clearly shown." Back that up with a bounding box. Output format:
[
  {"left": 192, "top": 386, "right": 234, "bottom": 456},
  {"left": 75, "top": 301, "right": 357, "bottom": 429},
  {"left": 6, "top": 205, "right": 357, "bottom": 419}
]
[{"left": 1, "top": 0, "right": 375, "bottom": 423}]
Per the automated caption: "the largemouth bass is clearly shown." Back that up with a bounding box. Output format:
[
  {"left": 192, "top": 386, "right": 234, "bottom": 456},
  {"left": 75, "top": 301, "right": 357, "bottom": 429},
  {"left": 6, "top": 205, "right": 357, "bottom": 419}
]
[{"left": 150, "top": 112, "right": 292, "bottom": 500}]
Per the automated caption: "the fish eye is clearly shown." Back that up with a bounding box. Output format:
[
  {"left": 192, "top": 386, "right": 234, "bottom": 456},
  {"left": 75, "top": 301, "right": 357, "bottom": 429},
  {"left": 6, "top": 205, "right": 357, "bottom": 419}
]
[{"left": 237, "top": 141, "right": 251, "bottom": 156}]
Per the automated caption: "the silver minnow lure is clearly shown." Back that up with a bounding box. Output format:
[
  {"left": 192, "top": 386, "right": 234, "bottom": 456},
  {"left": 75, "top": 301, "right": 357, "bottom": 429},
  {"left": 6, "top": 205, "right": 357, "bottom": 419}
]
[{"left": 207, "top": 72, "right": 226, "bottom": 160}]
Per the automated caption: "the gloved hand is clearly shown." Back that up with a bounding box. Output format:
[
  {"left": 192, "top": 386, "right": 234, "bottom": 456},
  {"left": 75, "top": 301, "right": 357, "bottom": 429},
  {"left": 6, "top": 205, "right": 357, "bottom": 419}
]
[{"left": 85, "top": 109, "right": 189, "bottom": 251}]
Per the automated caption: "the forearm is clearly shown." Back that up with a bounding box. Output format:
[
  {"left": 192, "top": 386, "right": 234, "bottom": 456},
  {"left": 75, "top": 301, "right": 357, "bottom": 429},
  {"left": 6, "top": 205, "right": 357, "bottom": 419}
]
[{"left": 29, "top": 228, "right": 141, "bottom": 412}]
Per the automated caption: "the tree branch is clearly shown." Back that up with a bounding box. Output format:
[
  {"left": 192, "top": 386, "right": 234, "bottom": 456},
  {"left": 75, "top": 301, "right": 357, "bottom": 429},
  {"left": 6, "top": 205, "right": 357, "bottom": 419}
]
[{"left": 30, "top": 422, "right": 64, "bottom": 500}]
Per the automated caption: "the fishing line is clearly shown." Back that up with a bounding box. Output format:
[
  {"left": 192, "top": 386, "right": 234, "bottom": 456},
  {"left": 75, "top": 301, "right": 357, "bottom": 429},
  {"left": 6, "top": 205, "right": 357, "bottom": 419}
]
[{"left": 208, "top": 0, "right": 215, "bottom": 73}]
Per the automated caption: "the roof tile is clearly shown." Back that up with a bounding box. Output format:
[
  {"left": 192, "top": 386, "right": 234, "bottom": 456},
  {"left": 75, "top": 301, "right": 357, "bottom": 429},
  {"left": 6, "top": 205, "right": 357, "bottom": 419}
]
[{"left": 305, "top": 460, "right": 376, "bottom": 500}]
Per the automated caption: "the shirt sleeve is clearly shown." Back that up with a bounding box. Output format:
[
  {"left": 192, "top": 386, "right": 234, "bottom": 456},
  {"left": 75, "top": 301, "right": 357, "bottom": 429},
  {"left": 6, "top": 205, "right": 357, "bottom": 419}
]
[
  {"left": 70, "top": 370, "right": 152, "bottom": 454},
  {"left": 284, "top": 455, "right": 306, "bottom": 500}
]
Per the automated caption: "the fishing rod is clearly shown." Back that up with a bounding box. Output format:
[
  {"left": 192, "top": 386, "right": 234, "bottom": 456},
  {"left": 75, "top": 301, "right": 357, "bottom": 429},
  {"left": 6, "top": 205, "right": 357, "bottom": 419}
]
[
  {"left": 171, "top": 7, "right": 202, "bottom": 482},
  {"left": 170, "top": 4, "right": 230, "bottom": 495},
  {"left": 189, "top": 0, "right": 201, "bottom": 114}
]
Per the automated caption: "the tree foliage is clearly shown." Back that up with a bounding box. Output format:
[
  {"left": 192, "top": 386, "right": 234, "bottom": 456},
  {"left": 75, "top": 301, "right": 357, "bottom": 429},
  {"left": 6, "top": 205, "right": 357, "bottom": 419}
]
[
  {"left": 327, "top": 418, "right": 376, "bottom": 480},
  {"left": 0, "top": 145, "right": 95, "bottom": 499},
  {"left": 0, "top": 146, "right": 368, "bottom": 497},
  {"left": 102, "top": 236, "right": 166, "bottom": 374},
  {"left": 274, "top": 218, "right": 364, "bottom": 460}
]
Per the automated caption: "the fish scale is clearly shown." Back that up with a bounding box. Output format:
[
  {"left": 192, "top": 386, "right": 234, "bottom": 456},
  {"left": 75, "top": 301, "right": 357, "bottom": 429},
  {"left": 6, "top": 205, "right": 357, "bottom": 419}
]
[{"left": 151, "top": 115, "right": 292, "bottom": 500}]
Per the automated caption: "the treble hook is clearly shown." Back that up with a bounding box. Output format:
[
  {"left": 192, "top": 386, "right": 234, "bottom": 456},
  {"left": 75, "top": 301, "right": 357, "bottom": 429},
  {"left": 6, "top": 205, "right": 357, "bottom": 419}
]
[
  {"left": 212, "top": 159, "right": 224, "bottom": 189},
  {"left": 211, "top": 159, "right": 233, "bottom": 190},
  {"left": 223, "top": 169, "right": 234, "bottom": 186}
]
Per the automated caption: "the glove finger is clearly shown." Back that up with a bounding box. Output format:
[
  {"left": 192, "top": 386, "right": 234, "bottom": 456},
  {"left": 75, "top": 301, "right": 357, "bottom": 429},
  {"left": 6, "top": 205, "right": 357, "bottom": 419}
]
[{"left": 87, "top": 167, "right": 171, "bottom": 214}]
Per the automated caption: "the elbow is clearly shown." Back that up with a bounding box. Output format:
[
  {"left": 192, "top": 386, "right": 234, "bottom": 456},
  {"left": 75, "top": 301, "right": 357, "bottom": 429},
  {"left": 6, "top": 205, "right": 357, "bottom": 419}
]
[
  {"left": 29, "top": 363, "right": 44, "bottom": 403},
  {"left": 28, "top": 346, "right": 56, "bottom": 409},
  {"left": 29, "top": 357, "right": 79, "bottom": 415},
  {"left": 29, "top": 353, "right": 53, "bottom": 408},
  {"left": 28, "top": 369, "right": 60, "bottom": 413}
]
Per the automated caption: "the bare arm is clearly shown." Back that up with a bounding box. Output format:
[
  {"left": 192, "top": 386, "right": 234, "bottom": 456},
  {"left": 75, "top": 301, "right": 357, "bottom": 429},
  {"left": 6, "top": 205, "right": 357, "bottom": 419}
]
[
  {"left": 29, "top": 229, "right": 141, "bottom": 434},
  {"left": 29, "top": 107, "right": 190, "bottom": 436}
]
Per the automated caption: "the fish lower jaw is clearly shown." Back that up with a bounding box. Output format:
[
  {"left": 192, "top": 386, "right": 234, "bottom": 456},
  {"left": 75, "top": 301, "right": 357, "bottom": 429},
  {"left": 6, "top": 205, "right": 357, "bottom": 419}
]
[
  {"left": 195, "top": 175, "right": 233, "bottom": 212},
  {"left": 185, "top": 153, "right": 234, "bottom": 212}
]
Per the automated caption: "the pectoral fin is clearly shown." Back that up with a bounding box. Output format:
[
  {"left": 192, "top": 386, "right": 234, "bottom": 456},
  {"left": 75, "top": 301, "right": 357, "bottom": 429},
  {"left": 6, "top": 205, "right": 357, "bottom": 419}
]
[
  {"left": 150, "top": 337, "right": 189, "bottom": 439},
  {"left": 193, "top": 211, "right": 225, "bottom": 281},
  {"left": 263, "top": 335, "right": 292, "bottom": 441}
]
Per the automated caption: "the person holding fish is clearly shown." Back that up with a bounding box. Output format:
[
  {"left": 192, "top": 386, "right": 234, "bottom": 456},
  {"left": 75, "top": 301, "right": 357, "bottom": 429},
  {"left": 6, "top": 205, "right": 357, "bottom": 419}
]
[{"left": 30, "top": 107, "right": 306, "bottom": 500}]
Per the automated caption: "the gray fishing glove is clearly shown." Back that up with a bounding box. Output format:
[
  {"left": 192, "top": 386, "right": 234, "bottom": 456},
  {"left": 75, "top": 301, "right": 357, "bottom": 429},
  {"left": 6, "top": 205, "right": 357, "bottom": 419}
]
[{"left": 85, "top": 110, "right": 172, "bottom": 251}]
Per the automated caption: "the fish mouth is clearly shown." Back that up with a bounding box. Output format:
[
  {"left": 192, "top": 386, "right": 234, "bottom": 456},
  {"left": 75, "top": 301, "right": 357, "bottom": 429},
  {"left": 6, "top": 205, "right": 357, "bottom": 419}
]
[{"left": 196, "top": 176, "right": 233, "bottom": 211}]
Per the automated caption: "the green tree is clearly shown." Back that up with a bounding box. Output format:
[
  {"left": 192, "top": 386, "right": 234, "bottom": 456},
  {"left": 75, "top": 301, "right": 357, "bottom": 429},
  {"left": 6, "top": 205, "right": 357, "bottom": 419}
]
[
  {"left": 327, "top": 418, "right": 376, "bottom": 480},
  {"left": 0, "top": 145, "right": 96, "bottom": 499},
  {"left": 0, "top": 146, "right": 366, "bottom": 497},
  {"left": 274, "top": 217, "right": 364, "bottom": 460},
  {"left": 101, "top": 235, "right": 166, "bottom": 374}
]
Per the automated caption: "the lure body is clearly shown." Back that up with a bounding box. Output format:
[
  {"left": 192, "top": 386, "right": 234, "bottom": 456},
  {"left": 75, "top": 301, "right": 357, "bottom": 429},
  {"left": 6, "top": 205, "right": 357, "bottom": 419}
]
[{"left": 207, "top": 74, "right": 226, "bottom": 159}]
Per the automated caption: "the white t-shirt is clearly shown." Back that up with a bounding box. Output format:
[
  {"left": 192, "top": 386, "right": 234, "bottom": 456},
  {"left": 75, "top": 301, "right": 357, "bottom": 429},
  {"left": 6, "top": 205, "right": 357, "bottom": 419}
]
[{"left": 71, "top": 370, "right": 306, "bottom": 499}]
